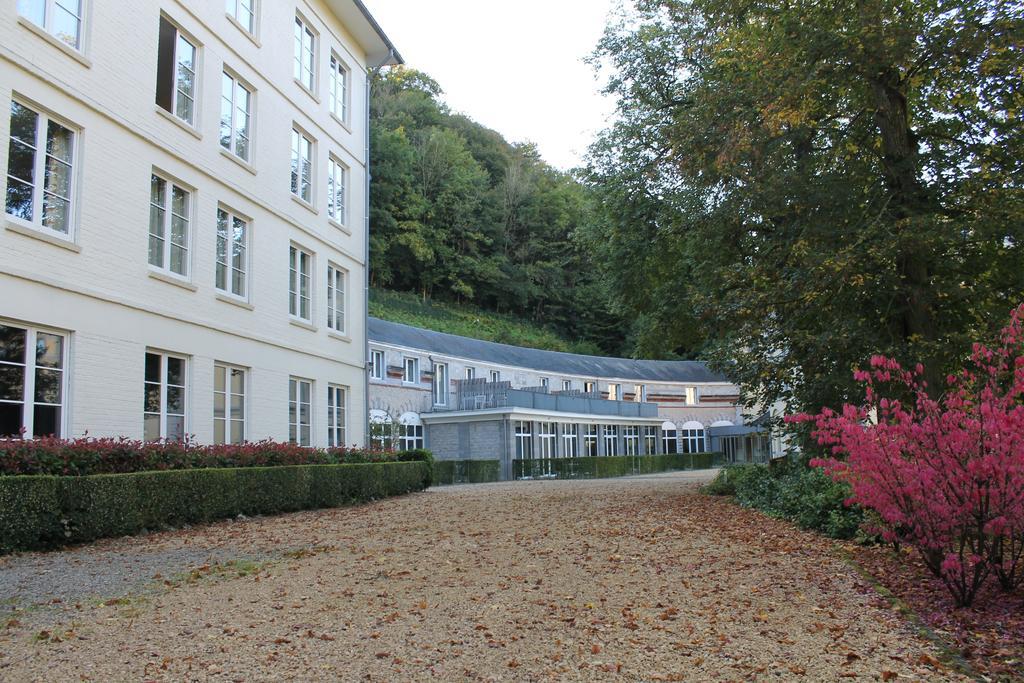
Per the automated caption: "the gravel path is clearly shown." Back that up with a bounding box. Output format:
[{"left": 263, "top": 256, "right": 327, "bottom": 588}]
[{"left": 0, "top": 472, "right": 966, "bottom": 681}]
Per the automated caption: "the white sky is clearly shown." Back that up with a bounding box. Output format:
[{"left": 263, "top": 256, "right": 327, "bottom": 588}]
[{"left": 362, "top": 0, "right": 619, "bottom": 171}]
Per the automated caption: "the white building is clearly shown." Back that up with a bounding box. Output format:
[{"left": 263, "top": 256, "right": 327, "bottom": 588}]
[{"left": 0, "top": 0, "right": 400, "bottom": 446}]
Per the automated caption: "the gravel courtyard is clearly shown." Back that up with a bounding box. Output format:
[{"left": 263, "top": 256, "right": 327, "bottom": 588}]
[{"left": 0, "top": 472, "right": 965, "bottom": 681}]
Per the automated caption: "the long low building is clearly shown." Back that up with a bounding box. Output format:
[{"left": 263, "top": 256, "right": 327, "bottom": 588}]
[{"left": 367, "top": 318, "right": 772, "bottom": 478}]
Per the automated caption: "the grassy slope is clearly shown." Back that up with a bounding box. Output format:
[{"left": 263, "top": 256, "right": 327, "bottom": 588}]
[{"left": 369, "top": 289, "right": 604, "bottom": 356}]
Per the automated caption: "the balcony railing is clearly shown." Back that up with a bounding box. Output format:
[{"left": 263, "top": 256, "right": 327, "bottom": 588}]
[{"left": 430, "top": 379, "right": 659, "bottom": 418}]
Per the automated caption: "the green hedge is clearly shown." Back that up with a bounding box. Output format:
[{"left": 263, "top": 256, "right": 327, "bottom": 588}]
[
  {"left": 0, "top": 461, "right": 430, "bottom": 554},
  {"left": 513, "top": 452, "right": 723, "bottom": 480},
  {"left": 432, "top": 459, "right": 501, "bottom": 486}
]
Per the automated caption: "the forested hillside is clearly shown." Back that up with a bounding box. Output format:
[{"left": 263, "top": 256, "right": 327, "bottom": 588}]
[{"left": 368, "top": 68, "right": 626, "bottom": 356}]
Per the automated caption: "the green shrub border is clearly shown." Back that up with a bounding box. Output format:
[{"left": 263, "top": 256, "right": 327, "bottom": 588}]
[
  {"left": 0, "top": 461, "right": 431, "bottom": 554},
  {"left": 432, "top": 459, "right": 502, "bottom": 486},
  {"left": 513, "top": 452, "right": 723, "bottom": 480}
]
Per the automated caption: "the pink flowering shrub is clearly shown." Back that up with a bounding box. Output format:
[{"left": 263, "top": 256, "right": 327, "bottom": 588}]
[
  {"left": 791, "top": 304, "right": 1024, "bottom": 607},
  {"left": 0, "top": 436, "right": 409, "bottom": 477}
]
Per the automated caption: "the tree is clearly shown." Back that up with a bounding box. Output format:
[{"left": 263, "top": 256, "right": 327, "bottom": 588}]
[{"left": 585, "top": 0, "right": 1024, "bottom": 421}]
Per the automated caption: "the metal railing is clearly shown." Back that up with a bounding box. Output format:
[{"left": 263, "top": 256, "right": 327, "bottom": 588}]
[{"left": 430, "top": 379, "right": 659, "bottom": 417}]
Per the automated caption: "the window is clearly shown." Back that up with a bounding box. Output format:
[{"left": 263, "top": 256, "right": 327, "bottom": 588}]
[
  {"left": 327, "top": 264, "right": 346, "bottom": 333},
  {"left": 327, "top": 156, "right": 347, "bottom": 225},
  {"left": 662, "top": 429, "right": 678, "bottom": 454},
  {"left": 329, "top": 53, "right": 349, "bottom": 122},
  {"left": 681, "top": 426, "right": 706, "bottom": 453},
  {"left": 369, "top": 410, "right": 393, "bottom": 450},
  {"left": 213, "top": 363, "right": 245, "bottom": 445},
  {"left": 540, "top": 378, "right": 549, "bottom": 390},
  {"left": 635, "top": 385, "right": 647, "bottom": 402},
  {"left": 623, "top": 425, "right": 640, "bottom": 456},
  {"left": 156, "top": 16, "right": 197, "bottom": 126},
  {"left": 607, "top": 384, "right": 620, "bottom": 401},
  {"left": 685, "top": 387, "right": 697, "bottom": 405},
  {"left": 288, "top": 377, "right": 311, "bottom": 446},
  {"left": 399, "top": 414, "right": 423, "bottom": 450},
  {"left": 369, "top": 349, "right": 384, "bottom": 380},
  {"left": 583, "top": 424, "right": 599, "bottom": 457},
  {"left": 144, "top": 351, "right": 187, "bottom": 442},
  {"left": 584, "top": 381, "right": 595, "bottom": 394},
  {"left": 0, "top": 322, "right": 66, "bottom": 438},
  {"left": 644, "top": 426, "right": 658, "bottom": 454},
  {"left": 148, "top": 173, "right": 190, "bottom": 277},
  {"left": 490, "top": 370, "right": 501, "bottom": 382},
  {"left": 432, "top": 362, "right": 448, "bottom": 406},
  {"left": 293, "top": 15, "right": 315, "bottom": 92},
  {"left": 514, "top": 421, "right": 532, "bottom": 460},
  {"left": 465, "top": 367, "right": 476, "bottom": 380},
  {"left": 403, "top": 357, "right": 418, "bottom": 384},
  {"left": 215, "top": 207, "right": 247, "bottom": 297},
  {"left": 6, "top": 100, "right": 76, "bottom": 235},
  {"left": 561, "top": 380, "right": 572, "bottom": 392},
  {"left": 538, "top": 422, "right": 556, "bottom": 459},
  {"left": 327, "top": 384, "right": 346, "bottom": 447},
  {"left": 561, "top": 424, "right": 579, "bottom": 458},
  {"left": 290, "top": 128, "right": 313, "bottom": 203},
  {"left": 220, "top": 72, "right": 252, "bottom": 162},
  {"left": 225, "top": 0, "right": 255, "bottom": 34},
  {"left": 288, "top": 245, "right": 311, "bottom": 321},
  {"left": 18, "top": 0, "right": 82, "bottom": 49},
  {"left": 603, "top": 425, "right": 618, "bottom": 456}
]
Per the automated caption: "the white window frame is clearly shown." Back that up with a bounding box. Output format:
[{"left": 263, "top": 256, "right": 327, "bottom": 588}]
[
  {"left": 514, "top": 420, "right": 532, "bottom": 460},
  {"left": 465, "top": 367, "right": 476, "bottom": 380},
  {"left": 18, "top": 0, "right": 85, "bottom": 51},
  {"left": 603, "top": 424, "right": 618, "bottom": 456},
  {"left": 220, "top": 70, "right": 253, "bottom": 163},
  {"left": 400, "top": 423, "right": 424, "bottom": 451},
  {"left": 329, "top": 52, "right": 350, "bottom": 124},
  {"left": 326, "top": 263, "right": 346, "bottom": 334},
  {"left": 635, "top": 384, "right": 647, "bottom": 402},
  {"left": 682, "top": 428, "right": 707, "bottom": 454},
  {"left": 403, "top": 357, "right": 419, "bottom": 384},
  {"left": 561, "top": 380, "right": 572, "bottom": 392},
  {"left": 327, "top": 384, "right": 347, "bottom": 448},
  {"left": 583, "top": 424, "right": 599, "bottom": 457},
  {"left": 225, "top": 0, "right": 256, "bottom": 36},
  {"left": 293, "top": 14, "right": 316, "bottom": 94},
  {"left": 215, "top": 205, "right": 248, "bottom": 299},
  {"left": 644, "top": 426, "right": 658, "bottom": 454},
  {"left": 623, "top": 425, "right": 640, "bottom": 456},
  {"left": 290, "top": 127, "right": 314, "bottom": 204},
  {"left": 288, "top": 376, "right": 312, "bottom": 446},
  {"left": 561, "top": 424, "right": 579, "bottom": 458},
  {"left": 540, "top": 378, "right": 549, "bottom": 390},
  {"left": 213, "top": 362, "right": 246, "bottom": 445},
  {"left": 156, "top": 16, "right": 199, "bottom": 127},
  {"left": 584, "top": 381, "right": 596, "bottom": 394},
  {"left": 327, "top": 155, "right": 347, "bottom": 226},
  {"left": 432, "top": 362, "right": 448, "bottom": 406},
  {"left": 489, "top": 370, "right": 501, "bottom": 383},
  {"left": 144, "top": 351, "right": 188, "bottom": 442},
  {"left": 662, "top": 429, "right": 678, "bottom": 454},
  {"left": 685, "top": 387, "right": 698, "bottom": 405},
  {"left": 5, "top": 98, "right": 78, "bottom": 239},
  {"left": 538, "top": 422, "right": 556, "bottom": 459},
  {"left": 288, "top": 244, "right": 312, "bottom": 322},
  {"left": 0, "top": 321, "right": 68, "bottom": 439},
  {"left": 607, "top": 383, "right": 620, "bottom": 401},
  {"left": 369, "top": 349, "right": 384, "bottom": 380},
  {"left": 148, "top": 171, "right": 192, "bottom": 279}
]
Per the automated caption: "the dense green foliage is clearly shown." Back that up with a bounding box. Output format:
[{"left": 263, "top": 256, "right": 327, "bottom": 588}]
[
  {"left": 0, "top": 462, "right": 431, "bottom": 553},
  {"left": 370, "top": 68, "right": 627, "bottom": 354},
  {"left": 513, "top": 452, "right": 721, "bottom": 480},
  {"left": 706, "top": 463, "right": 863, "bottom": 539},
  {"left": 432, "top": 459, "right": 502, "bottom": 486},
  {"left": 585, "top": 0, "right": 1024, "bottom": 424},
  {"left": 371, "top": 289, "right": 603, "bottom": 355}
]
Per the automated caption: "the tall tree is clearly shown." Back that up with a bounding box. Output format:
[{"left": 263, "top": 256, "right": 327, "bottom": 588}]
[{"left": 585, "top": 0, "right": 1024, "bottom": 424}]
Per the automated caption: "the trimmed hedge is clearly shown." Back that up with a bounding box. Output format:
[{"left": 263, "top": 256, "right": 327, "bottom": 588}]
[
  {"left": 0, "top": 461, "right": 431, "bottom": 554},
  {"left": 432, "top": 459, "right": 501, "bottom": 486},
  {"left": 513, "top": 452, "right": 723, "bottom": 480}
]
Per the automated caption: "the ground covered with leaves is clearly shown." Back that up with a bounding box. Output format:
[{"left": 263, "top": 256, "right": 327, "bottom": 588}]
[{"left": 0, "top": 472, "right": 968, "bottom": 681}]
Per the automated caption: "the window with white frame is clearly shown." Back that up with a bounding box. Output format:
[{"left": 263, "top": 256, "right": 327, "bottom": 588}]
[
  {"left": 156, "top": 16, "right": 197, "bottom": 126},
  {"left": 607, "top": 383, "right": 620, "bottom": 401},
  {"left": 635, "top": 384, "right": 647, "bottom": 402},
  {"left": 149, "top": 173, "right": 190, "bottom": 277},
  {"left": 514, "top": 421, "right": 532, "bottom": 460},
  {"left": 662, "top": 428, "right": 678, "bottom": 454},
  {"left": 403, "top": 357, "right": 418, "bottom": 384},
  {"left": 220, "top": 72, "right": 252, "bottom": 162},
  {"left": 681, "top": 426, "right": 706, "bottom": 453},
  {"left": 623, "top": 425, "right": 640, "bottom": 456},
  {"left": 369, "top": 410, "right": 393, "bottom": 450},
  {"left": 399, "top": 414, "right": 423, "bottom": 451},
  {"left": 465, "top": 367, "right": 476, "bottom": 380},
  {"left": 540, "top": 378, "right": 549, "bottom": 389},
  {"left": 327, "top": 384, "right": 346, "bottom": 448},
  {"left": 288, "top": 377, "right": 311, "bottom": 446},
  {"left": 293, "top": 15, "right": 315, "bottom": 92},
  {"left": 0, "top": 322, "right": 66, "bottom": 438},
  {"left": 329, "top": 53, "right": 349, "bottom": 123},
  {"left": 290, "top": 128, "right": 313, "bottom": 203},
  {"left": 213, "top": 363, "right": 245, "bottom": 445},
  {"left": 326, "top": 264, "right": 346, "bottom": 333},
  {"left": 327, "top": 156, "right": 347, "bottom": 225},
  {"left": 538, "top": 422, "right": 556, "bottom": 459},
  {"left": 225, "top": 0, "right": 255, "bottom": 34},
  {"left": 18, "top": 0, "right": 83, "bottom": 49},
  {"left": 561, "top": 380, "right": 572, "bottom": 392},
  {"left": 561, "top": 424, "right": 579, "bottom": 458},
  {"left": 144, "top": 351, "right": 187, "bottom": 442},
  {"left": 215, "top": 207, "right": 247, "bottom": 298},
  {"left": 288, "top": 245, "right": 311, "bottom": 321},
  {"left": 603, "top": 424, "right": 618, "bottom": 456},
  {"left": 369, "top": 349, "right": 384, "bottom": 380},
  {"left": 685, "top": 387, "right": 697, "bottom": 405},
  {"left": 6, "top": 100, "right": 76, "bottom": 235},
  {"left": 583, "top": 424, "right": 598, "bottom": 457},
  {"left": 584, "top": 381, "right": 595, "bottom": 394},
  {"left": 644, "top": 426, "right": 658, "bottom": 454},
  {"left": 432, "top": 362, "right": 448, "bottom": 406},
  {"left": 489, "top": 370, "right": 500, "bottom": 382}
]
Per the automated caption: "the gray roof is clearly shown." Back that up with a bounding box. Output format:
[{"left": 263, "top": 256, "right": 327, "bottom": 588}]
[{"left": 368, "top": 318, "right": 730, "bottom": 384}]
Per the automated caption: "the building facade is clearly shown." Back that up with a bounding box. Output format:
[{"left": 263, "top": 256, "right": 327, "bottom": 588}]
[
  {"left": 0, "top": 0, "right": 399, "bottom": 447},
  {"left": 368, "top": 318, "right": 773, "bottom": 478}
]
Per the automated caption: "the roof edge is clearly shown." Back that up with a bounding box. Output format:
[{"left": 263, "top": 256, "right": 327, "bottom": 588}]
[{"left": 351, "top": 0, "right": 404, "bottom": 65}]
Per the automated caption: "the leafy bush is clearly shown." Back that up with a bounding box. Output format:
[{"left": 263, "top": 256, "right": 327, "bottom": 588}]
[
  {"left": 0, "top": 461, "right": 431, "bottom": 554},
  {"left": 433, "top": 459, "right": 501, "bottom": 486}
]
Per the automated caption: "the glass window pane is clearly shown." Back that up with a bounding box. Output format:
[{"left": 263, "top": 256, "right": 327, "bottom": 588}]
[
  {"left": 144, "top": 383, "right": 161, "bottom": 412},
  {"left": 230, "top": 394, "right": 244, "bottom": 419},
  {"left": 7, "top": 138, "right": 36, "bottom": 185},
  {"left": 0, "top": 325, "right": 26, "bottom": 364},
  {"left": 46, "top": 121, "right": 73, "bottom": 163},
  {"left": 230, "top": 420, "right": 244, "bottom": 444},
  {"left": 213, "top": 391, "right": 225, "bottom": 418},
  {"left": 6, "top": 179, "right": 34, "bottom": 221},
  {"left": 145, "top": 352, "right": 160, "bottom": 382},
  {"left": 16, "top": 0, "right": 45, "bottom": 26},
  {"left": 52, "top": 1, "right": 81, "bottom": 48},
  {"left": 34, "top": 368, "right": 62, "bottom": 403},
  {"left": 0, "top": 365, "right": 25, "bottom": 401},
  {"left": 166, "top": 415, "right": 185, "bottom": 441},
  {"left": 0, "top": 402, "right": 24, "bottom": 437},
  {"left": 166, "top": 357, "right": 184, "bottom": 385},
  {"left": 42, "top": 194, "right": 70, "bottom": 234},
  {"left": 32, "top": 404, "right": 60, "bottom": 437},
  {"left": 144, "top": 413, "right": 160, "bottom": 441},
  {"left": 214, "top": 419, "right": 225, "bottom": 444},
  {"left": 230, "top": 368, "right": 244, "bottom": 394},
  {"left": 299, "top": 381, "right": 310, "bottom": 403}
]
